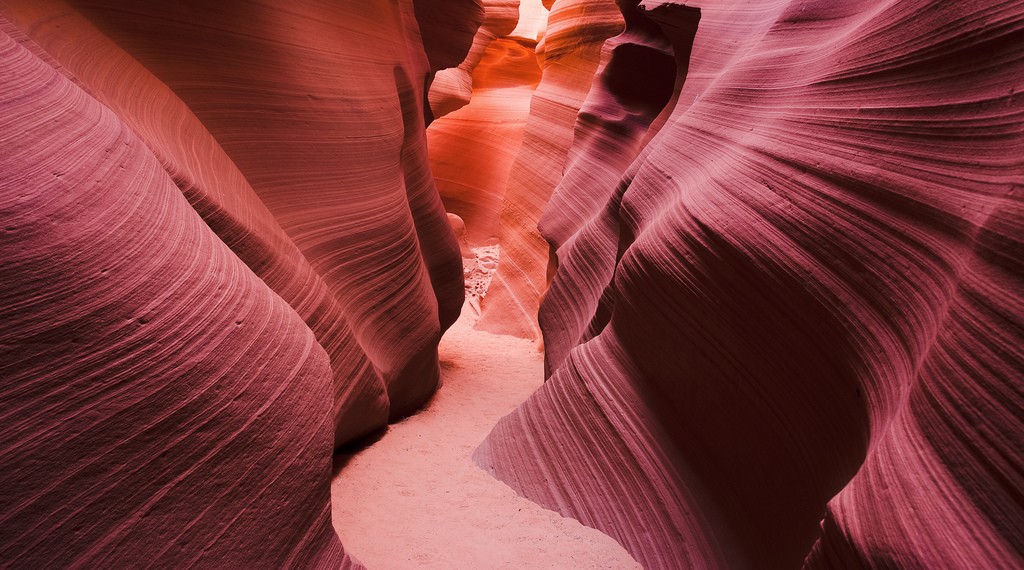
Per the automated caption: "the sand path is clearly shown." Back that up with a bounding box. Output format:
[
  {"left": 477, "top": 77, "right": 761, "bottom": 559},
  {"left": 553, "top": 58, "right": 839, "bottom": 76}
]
[{"left": 330, "top": 305, "right": 641, "bottom": 569}]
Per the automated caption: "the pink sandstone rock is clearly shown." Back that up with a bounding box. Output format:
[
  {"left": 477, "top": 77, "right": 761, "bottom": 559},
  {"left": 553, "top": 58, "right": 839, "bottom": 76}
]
[
  {"left": 416, "top": 0, "right": 486, "bottom": 74},
  {"left": 32, "top": 0, "right": 466, "bottom": 422},
  {"left": 540, "top": 0, "right": 695, "bottom": 375},
  {"left": 1, "top": 0, "right": 390, "bottom": 448},
  {"left": 0, "top": 23, "right": 358, "bottom": 566},
  {"left": 477, "top": 0, "right": 1024, "bottom": 568},
  {"left": 1, "top": 0, "right": 479, "bottom": 565},
  {"left": 3, "top": 0, "right": 1022, "bottom": 566},
  {"left": 477, "top": 0, "right": 624, "bottom": 340}
]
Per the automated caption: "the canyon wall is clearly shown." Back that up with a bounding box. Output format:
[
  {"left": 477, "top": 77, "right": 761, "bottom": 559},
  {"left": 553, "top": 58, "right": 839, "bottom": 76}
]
[
  {"left": 0, "top": 0, "right": 479, "bottom": 565},
  {"left": 478, "top": 0, "right": 1024, "bottom": 568},
  {"left": 3, "top": 0, "right": 1022, "bottom": 567},
  {"left": 477, "top": 0, "right": 624, "bottom": 339},
  {"left": 428, "top": 34, "right": 543, "bottom": 246},
  {"left": 429, "top": 0, "right": 520, "bottom": 120}
]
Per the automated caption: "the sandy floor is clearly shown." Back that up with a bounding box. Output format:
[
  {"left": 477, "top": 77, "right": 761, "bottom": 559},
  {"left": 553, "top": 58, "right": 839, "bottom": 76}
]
[{"left": 330, "top": 301, "right": 641, "bottom": 569}]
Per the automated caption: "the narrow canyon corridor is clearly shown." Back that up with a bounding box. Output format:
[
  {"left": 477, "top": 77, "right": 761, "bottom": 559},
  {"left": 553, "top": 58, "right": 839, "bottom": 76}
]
[
  {"left": 2, "top": 0, "right": 1022, "bottom": 568},
  {"left": 330, "top": 297, "right": 641, "bottom": 569}
]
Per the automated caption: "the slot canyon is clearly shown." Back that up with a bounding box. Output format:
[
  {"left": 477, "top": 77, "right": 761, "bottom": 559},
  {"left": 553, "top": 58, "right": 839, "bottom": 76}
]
[{"left": 1, "top": 0, "right": 1021, "bottom": 567}]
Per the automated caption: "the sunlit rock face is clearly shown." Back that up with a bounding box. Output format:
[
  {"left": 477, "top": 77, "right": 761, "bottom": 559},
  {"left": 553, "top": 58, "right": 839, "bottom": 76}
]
[
  {"left": 0, "top": 0, "right": 475, "bottom": 566},
  {"left": 428, "top": 34, "right": 543, "bottom": 245},
  {"left": 477, "top": 0, "right": 1024, "bottom": 568},
  {"left": 476, "top": 0, "right": 624, "bottom": 340}
]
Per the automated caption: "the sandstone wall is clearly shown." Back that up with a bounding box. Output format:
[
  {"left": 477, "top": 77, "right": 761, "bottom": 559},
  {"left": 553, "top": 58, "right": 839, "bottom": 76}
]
[
  {"left": 0, "top": 0, "right": 480, "bottom": 565},
  {"left": 477, "top": 1, "right": 1024, "bottom": 567}
]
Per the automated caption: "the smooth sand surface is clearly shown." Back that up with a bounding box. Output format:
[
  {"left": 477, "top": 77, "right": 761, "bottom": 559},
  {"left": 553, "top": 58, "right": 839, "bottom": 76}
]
[{"left": 330, "top": 303, "right": 641, "bottom": 569}]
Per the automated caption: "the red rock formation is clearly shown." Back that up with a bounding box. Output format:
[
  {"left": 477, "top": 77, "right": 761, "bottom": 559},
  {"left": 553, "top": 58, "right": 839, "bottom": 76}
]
[
  {"left": 478, "top": 0, "right": 1024, "bottom": 568},
  {"left": 60, "top": 0, "right": 466, "bottom": 420},
  {"left": 0, "top": 23, "right": 357, "bottom": 566},
  {"left": 540, "top": 0, "right": 694, "bottom": 375},
  {"left": 416, "top": 0, "right": 486, "bottom": 74},
  {"left": 5, "top": 0, "right": 1022, "bottom": 566},
  {"left": 428, "top": 0, "right": 519, "bottom": 119},
  {"left": 428, "top": 35, "right": 543, "bottom": 245},
  {"left": 2, "top": 0, "right": 391, "bottom": 448},
  {"left": 477, "top": 0, "right": 623, "bottom": 340},
  {"left": 2, "top": 0, "right": 473, "bottom": 436},
  {"left": 1, "top": 0, "right": 477, "bottom": 565}
]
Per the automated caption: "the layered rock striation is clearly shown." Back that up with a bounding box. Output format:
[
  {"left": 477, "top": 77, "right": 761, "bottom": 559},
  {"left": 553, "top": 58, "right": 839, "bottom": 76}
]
[
  {"left": 1, "top": 0, "right": 477, "bottom": 565},
  {"left": 477, "top": 0, "right": 1024, "bottom": 568},
  {"left": 428, "top": 33, "right": 543, "bottom": 245},
  {"left": 428, "top": 0, "right": 520, "bottom": 119},
  {"left": 477, "top": 0, "right": 624, "bottom": 339},
  {"left": 3, "top": 0, "right": 1022, "bottom": 567}
]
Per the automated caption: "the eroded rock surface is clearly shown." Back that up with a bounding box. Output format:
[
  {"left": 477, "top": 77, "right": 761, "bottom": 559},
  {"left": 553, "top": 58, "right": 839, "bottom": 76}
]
[
  {"left": 477, "top": 0, "right": 1024, "bottom": 567},
  {"left": 3, "top": 0, "right": 1022, "bottom": 566},
  {"left": 477, "top": 0, "right": 624, "bottom": 339},
  {"left": 1, "top": 0, "right": 476, "bottom": 565},
  {"left": 428, "top": 0, "right": 520, "bottom": 119},
  {"left": 428, "top": 34, "right": 543, "bottom": 245}
]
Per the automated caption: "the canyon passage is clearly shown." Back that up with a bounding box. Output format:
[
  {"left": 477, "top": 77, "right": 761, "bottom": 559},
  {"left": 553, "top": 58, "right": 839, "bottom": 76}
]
[{"left": 1, "top": 0, "right": 1022, "bottom": 569}]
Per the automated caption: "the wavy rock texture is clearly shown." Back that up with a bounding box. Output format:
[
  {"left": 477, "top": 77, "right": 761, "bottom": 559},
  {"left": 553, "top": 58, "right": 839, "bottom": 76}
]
[
  {"left": 59, "top": 0, "right": 467, "bottom": 421},
  {"left": 2, "top": 0, "right": 384, "bottom": 448},
  {"left": 428, "top": 0, "right": 519, "bottom": 119},
  {"left": 428, "top": 35, "right": 543, "bottom": 245},
  {"left": 477, "top": 0, "right": 1024, "bottom": 568},
  {"left": 0, "top": 24, "right": 357, "bottom": 567},
  {"left": 541, "top": 0, "right": 696, "bottom": 374},
  {"left": 1, "top": 0, "right": 476, "bottom": 565},
  {"left": 477, "top": 0, "right": 623, "bottom": 339},
  {"left": 2, "top": 0, "right": 472, "bottom": 437}
]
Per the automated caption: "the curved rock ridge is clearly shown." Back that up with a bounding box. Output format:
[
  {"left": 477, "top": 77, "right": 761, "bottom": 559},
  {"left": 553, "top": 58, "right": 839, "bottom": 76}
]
[
  {"left": 55, "top": 0, "right": 467, "bottom": 421},
  {"left": 1, "top": 0, "right": 391, "bottom": 447},
  {"left": 2, "top": 0, "right": 475, "bottom": 434},
  {"left": 539, "top": 0, "right": 697, "bottom": 374},
  {"left": 428, "top": 35, "right": 543, "bottom": 245},
  {"left": 416, "top": 0, "right": 486, "bottom": 74},
  {"left": 476, "top": 0, "right": 624, "bottom": 340},
  {"left": 428, "top": 0, "right": 520, "bottom": 119},
  {"left": 0, "top": 24, "right": 359, "bottom": 567},
  {"left": 477, "top": 0, "right": 1024, "bottom": 568},
  {"left": 1, "top": 0, "right": 480, "bottom": 565}
]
